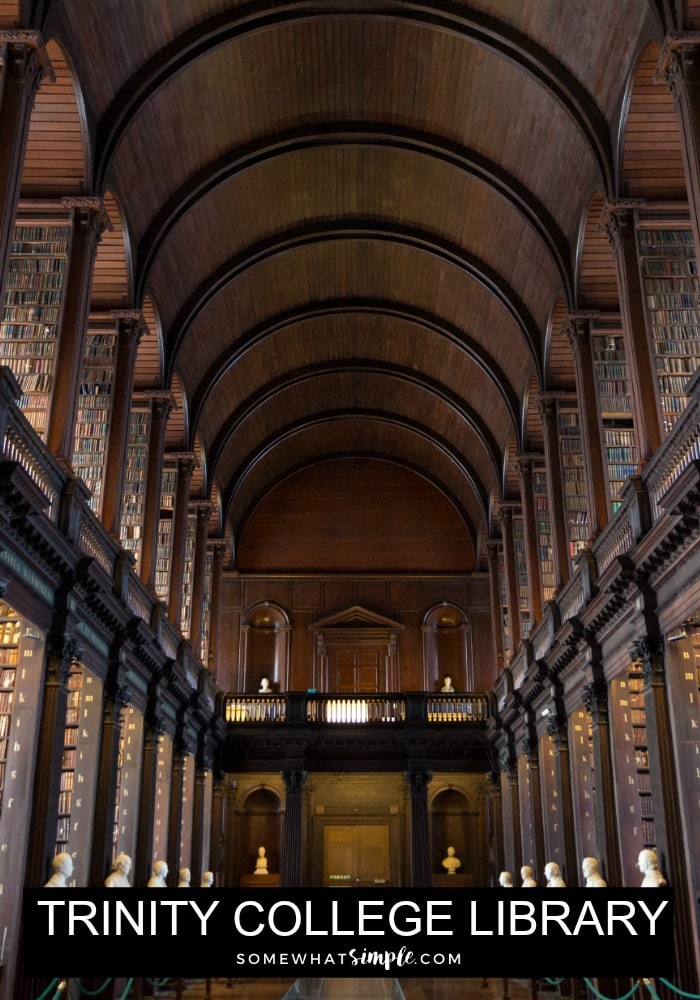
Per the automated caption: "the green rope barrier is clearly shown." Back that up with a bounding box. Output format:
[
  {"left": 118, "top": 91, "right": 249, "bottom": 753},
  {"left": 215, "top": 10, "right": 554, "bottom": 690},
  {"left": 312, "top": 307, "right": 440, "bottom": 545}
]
[
  {"left": 117, "top": 979, "right": 134, "bottom": 1000},
  {"left": 643, "top": 982, "right": 662, "bottom": 1000},
  {"left": 659, "top": 980, "right": 700, "bottom": 999},
  {"left": 582, "top": 978, "right": 640, "bottom": 1000},
  {"left": 34, "top": 980, "right": 61, "bottom": 1000},
  {"left": 544, "top": 979, "right": 566, "bottom": 986},
  {"left": 145, "top": 978, "right": 173, "bottom": 987},
  {"left": 73, "top": 979, "right": 113, "bottom": 995}
]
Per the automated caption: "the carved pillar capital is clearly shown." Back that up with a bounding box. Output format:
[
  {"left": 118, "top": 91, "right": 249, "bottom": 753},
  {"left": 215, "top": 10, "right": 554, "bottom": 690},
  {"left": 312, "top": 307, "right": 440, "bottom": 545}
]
[
  {"left": 654, "top": 32, "right": 700, "bottom": 95},
  {"left": 281, "top": 769, "right": 308, "bottom": 795},
  {"left": 404, "top": 769, "right": 433, "bottom": 796},
  {"left": 111, "top": 309, "right": 148, "bottom": 346},
  {"left": 562, "top": 311, "right": 598, "bottom": 351},
  {"left": 46, "top": 635, "right": 83, "bottom": 686},
  {"left": 630, "top": 636, "right": 666, "bottom": 687},
  {"left": 582, "top": 679, "right": 608, "bottom": 723},
  {"left": 597, "top": 200, "right": 647, "bottom": 252}
]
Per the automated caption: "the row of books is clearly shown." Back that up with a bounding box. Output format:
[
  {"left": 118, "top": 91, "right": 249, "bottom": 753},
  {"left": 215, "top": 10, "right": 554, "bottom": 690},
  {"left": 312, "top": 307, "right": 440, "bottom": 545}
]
[
  {"left": 645, "top": 292, "right": 700, "bottom": 309},
  {"left": 2, "top": 305, "right": 60, "bottom": 323},
  {"left": 6, "top": 272, "right": 65, "bottom": 290},
  {"left": 8, "top": 255, "right": 65, "bottom": 272},
  {"left": 641, "top": 257, "right": 696, "bottom": 275}
]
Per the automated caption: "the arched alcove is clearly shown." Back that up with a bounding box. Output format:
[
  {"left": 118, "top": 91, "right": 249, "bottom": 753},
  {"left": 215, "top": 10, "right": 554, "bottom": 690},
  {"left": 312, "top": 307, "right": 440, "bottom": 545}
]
[
  {"left": 422, "top": 603, "right": 472, "bottom": 691},
  {"left": 241, "top": 601, "right": 290, "bottom": 693},
  {"left": 239, "top": 786, "right": 283, "bottom": 881},
  {"left": 430, "top": 787, "right": 477, "bottom": 885}
]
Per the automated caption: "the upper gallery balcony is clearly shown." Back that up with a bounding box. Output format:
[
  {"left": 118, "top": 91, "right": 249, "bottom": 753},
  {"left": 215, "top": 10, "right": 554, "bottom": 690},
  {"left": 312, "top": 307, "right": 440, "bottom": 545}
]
[{"left": 223, "top": 691, "right": 491, "bottom": 772}]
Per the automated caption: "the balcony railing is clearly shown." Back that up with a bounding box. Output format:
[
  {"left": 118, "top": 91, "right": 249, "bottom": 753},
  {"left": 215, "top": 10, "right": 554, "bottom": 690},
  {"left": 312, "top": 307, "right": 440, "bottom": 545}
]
[{"left": 224, "top": 691, "right": 489, "bottom": 725}]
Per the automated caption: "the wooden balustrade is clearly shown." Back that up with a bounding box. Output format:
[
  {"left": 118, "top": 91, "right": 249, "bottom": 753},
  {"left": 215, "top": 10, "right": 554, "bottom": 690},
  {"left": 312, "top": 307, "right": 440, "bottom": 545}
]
[{"left": 223, "top": 691, "right": 489, "bottom": 725}]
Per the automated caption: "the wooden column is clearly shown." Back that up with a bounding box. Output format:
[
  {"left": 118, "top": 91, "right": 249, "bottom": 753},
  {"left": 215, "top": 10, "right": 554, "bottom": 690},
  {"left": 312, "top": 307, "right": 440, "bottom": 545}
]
[
  {"left": 281, "top": 769, "right": 307, "bottom": 887},
  {"left": 48, "top": 198, "right": 109, "bottom": 461},
  {"left": 189, "top": 501, "right": 212, "bottom": 655},
  {"left": 139, "top": 392, "right": 174, "bottom": 589},
  {"left": 538, "top": 394, "right": 570, "bottom": 587},
  {"left": 656, "top": 34, "right": 700, "bottom": 259},
  {"left": 485, "top": 541, "right": 505, "bottom": 670},
  {"left": 207, "top": 541, "right": 226, "bottom": 678},
  {"left": 167, "top": 738, "right": 189, "bottom": 878},
  {"left": 546, "top": 717, "right": 578, "bottom": 886},
  {"left": 505, "top": 765, "right": 523, "bottom": 878},
  {"left": 224, "top": 780, "right": 238, "bottom": 887},
  {"left": 563, "top": 313, "right": 609, "bottom": 533},
  {"left": 0, "top": 33, "right": 51, "bottom": 303},
  {"left": 101, "top": 311, "right": 146, "bottom": 534},
  {"left": 189, "top": 757, "right": 210, "bottom": 885},
  {"left": 599, "top": 201, "right": 661, "bottom": 459},
  {"left": 168, "top": 454, "right": 196, "bottom": 625},
  {"left": 89, "top": 675, "right": 131, "bottom": 886},
  {"left": 582, "top": 678, "right": 621, "bottom": 887},
  {"left": 632, "top": 636, "right": 698, "bottom": 991},
  {"left": 134, "top": 713, "right": 165, "bottom": 888},
  {"left": 515, "top": 456, "right": 543, "bottom": 623},
  {"left": 486, "top": 772, "right": 505, "bottom": 883},
  {"left": 405, "top": 768, "right": 432, "bottom": 887},
  {"left": 208, "top": 777, "right": 227, "bottom": 886},
  {"left": 24, "top": 633, "right": 80, "bottom": 887},
  {"left": 523, "top": 740, "right": 546, "bottom": 882},
  {"left": 499, "top": 504, "right": 521, "bottom": 651}
]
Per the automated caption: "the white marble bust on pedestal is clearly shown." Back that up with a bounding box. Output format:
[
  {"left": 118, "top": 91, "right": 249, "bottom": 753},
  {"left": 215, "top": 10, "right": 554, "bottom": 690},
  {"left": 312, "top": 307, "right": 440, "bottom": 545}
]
[
  {"left": 498, "top": 870, "right": 514, "bottom": 887},
  {"left": 520, "top": 865, "right": 537, "bottom": 887},
  {"left": 105, "top": 853, "right": 132, "bottom": 888},
  {"left": 545, "top": 861, "right": 566, "bottom": 887},
  {"left": 44, "top": 852, "right": 73, "bottom": 887},
  {"left": 637, "top": 849, "right": 667, "bottom": 887},
  {"left": 254, "top": 846, "right": 268, "bottom": 874},
  {"left": 441, "top": 846, "right": 461, "bottom": 875},
  {"left": 582, "top": 856, "right": 607, "bottom": 888},
  {"left": 147, "top": 860, "right": 168, "bottom": 888}
]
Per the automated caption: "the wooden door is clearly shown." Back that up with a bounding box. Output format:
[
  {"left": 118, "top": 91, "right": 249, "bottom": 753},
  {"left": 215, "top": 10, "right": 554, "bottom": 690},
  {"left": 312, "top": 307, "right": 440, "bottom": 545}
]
[
  {"left": 331, "top": 646, "right": 385, "bottom": 691},
  {"left": 323, "top": 824, "right": 390, "bottom": 886}
]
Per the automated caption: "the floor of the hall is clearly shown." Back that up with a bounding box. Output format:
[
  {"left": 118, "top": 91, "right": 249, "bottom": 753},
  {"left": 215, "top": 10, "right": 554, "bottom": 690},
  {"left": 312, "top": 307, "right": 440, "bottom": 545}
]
[{"left": 158, "top": 977, "right": 544, "bottom": 1000}]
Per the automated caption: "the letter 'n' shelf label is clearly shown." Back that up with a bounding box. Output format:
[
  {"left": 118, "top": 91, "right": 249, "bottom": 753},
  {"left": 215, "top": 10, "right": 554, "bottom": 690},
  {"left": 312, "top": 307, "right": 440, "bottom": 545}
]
[{"left": 22, "top": 888, "right": 674, "bottom": 979}]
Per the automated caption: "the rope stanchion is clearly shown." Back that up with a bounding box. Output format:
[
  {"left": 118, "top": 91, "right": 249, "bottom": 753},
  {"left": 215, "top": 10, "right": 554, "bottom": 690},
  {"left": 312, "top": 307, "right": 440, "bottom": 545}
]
[{"left": 658, "top": 981, "right": 700, "bottom": 1000}]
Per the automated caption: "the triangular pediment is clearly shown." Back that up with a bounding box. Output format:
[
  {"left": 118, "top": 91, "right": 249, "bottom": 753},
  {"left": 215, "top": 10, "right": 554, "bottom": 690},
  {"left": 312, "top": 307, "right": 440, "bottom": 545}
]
[{"left": 310, "top": 605, "right": 404, "bottom": 631}]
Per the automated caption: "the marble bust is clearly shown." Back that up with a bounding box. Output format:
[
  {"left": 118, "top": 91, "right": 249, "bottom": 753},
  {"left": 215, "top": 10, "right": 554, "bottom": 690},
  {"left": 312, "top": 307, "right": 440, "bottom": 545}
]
[
  {"left": 582, "top": 856, "right": 607, "bottom": 888},
  {"left": 200, "top": 871, "right": 214, "bottom": 887},
  {"left": 498, "top": 870, "right": 514, "bottom": 887},
  {"left": 254, "top": 846, "right": 269, "bottom": 874},
  {"left": 178, "top": 867, "right": 191, "bottom": 888},
  {"left": 258, "top": 676, "right": 272, "bottom": 694},
  {"left": 44, "top": 852, "right": 73, "bottom": 888},
  {"left": 147, "top": 860, "right": 168, "bottom": 888},
  {"left": 637, "top": 849, "right": 668, "bottom": 887},
  {"left": 105, "top": 852, "right": 132, "bottom": 888},
  {"left": 441, "top": 846, "right": 461, "bottom": 875},
  {"left": 545, "top": 861, "right": 566, "bottom": 887},
  {"left": 440, "top": 675, "right": 455, "bottom": 693},
  {"left": 520, "top": 864, "right": 537, "bottom": 887}
]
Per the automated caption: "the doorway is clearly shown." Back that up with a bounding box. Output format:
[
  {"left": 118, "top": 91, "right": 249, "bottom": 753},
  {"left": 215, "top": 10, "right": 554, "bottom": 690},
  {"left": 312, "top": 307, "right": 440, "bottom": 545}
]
[
  {"left": 331, "top": 646, "right": 385, "bottom": 692},
  {"left": 322, "top": 823, "right": 390, "bottom": 886}
]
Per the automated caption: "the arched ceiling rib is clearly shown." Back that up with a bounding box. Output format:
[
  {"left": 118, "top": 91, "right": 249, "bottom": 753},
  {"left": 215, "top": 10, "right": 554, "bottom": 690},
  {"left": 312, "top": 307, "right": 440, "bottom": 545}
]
[
  {"left": 34, "top": 0, "right": 666, "bottom": 553},
  {"left": 207, "top": 364, "right": 502, "bottom": 490},
  {"left": 85, "top": 4, "right": 615, "bottom": 191},
  {"left": 134, "top": 126, "right": 574, "bottom": 302},
  {"left": 191, "top": 309, "right": 518, "bottom": 452},
  {"left": 164, "top": 223, "right": 544, "bottom": 380}
]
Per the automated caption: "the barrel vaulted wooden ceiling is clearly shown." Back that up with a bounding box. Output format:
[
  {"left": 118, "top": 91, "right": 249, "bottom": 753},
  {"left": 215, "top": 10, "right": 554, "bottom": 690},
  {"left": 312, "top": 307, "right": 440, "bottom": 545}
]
[{"left": 7, "top": 0, "right": 691, "bottom": 569}]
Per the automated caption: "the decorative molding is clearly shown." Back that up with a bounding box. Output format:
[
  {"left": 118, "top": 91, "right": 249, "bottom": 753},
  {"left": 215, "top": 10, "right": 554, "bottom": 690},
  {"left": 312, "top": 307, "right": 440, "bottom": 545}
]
[
  {"left": 630, "top": 636, "right": 665, "bottom": 687},
  {"left": 0, "top": 29, "right": 54, "bottom": 83}
]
